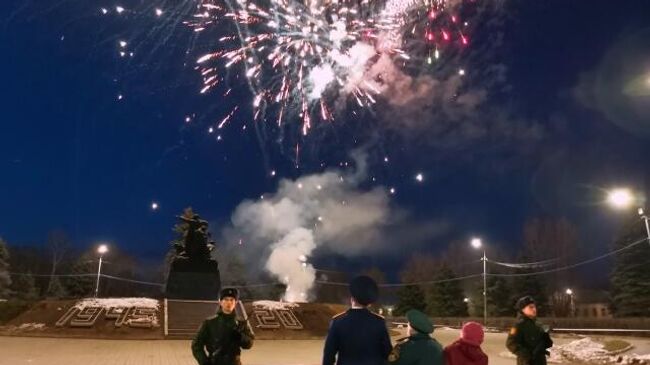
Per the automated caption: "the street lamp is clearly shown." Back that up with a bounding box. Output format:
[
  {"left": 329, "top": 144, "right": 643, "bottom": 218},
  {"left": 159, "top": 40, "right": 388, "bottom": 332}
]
[
  {"left": 95, "top": 244, "right": 109, "bottom": 298},
  {"left": 471, "top": 237, "right": 487, "bottom": 325},
  {"left": 565, "top": 288, "right": 575, "bottom": 317},
  {"left": 607, "top": 188, "right": 634, "bottom": 209},
  {"left": 606, "top": 189, "right": 650, "bottom": 246},
  {"left": 637, "top": 208, "right": 650, "bottom": 246}
]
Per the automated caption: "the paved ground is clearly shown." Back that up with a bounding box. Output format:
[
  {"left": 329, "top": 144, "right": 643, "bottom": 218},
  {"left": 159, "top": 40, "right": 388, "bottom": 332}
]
[
  {"left": 0, "top": 329, "right": 506, "bottom": 365},
  {"left": 0, "top": 329, "right": 640, "bottom": 365}
]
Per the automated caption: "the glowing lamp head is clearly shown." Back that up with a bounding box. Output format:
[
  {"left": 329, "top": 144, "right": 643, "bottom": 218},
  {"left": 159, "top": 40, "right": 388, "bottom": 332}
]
[
  {"left": 471, "top": 238, "right": 482, "bottom": 249},
  {"left": 98, "top": 244, "right": 109, "bottom": 255},
  {"left": 607, "top": 188, "right": 634, "bottom": 209},
  {"left": 565, "top": 288, "right": 573, "bottom": 295}
]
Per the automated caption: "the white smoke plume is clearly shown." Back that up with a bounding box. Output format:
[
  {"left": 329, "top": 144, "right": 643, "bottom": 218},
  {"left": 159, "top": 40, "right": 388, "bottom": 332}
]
[{"left": 225, "top": 151, "right": 448, "bottom": 301}]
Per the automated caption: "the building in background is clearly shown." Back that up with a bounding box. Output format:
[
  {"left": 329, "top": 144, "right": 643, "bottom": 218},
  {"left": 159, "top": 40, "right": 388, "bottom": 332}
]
[{"left": 575, "top": 290, "right": 612, "bottom": 319}]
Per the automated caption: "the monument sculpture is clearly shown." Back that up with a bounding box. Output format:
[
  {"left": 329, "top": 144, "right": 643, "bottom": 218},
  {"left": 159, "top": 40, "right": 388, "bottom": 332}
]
[{"left": 165, "top": 208, "right": 221, "bottom": 300}]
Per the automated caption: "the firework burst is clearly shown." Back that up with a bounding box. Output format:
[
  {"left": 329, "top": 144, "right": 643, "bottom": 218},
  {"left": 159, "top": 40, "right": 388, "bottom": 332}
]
[
  {"left": 188, "top": 0, "right": 413, "bottom": 136},
  {"left": 101, "top": 0, "right": 475, "bottom": 144}
]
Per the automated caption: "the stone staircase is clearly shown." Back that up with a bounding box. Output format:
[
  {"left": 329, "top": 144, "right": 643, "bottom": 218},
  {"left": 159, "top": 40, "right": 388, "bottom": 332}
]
[{"left": 165, "top": 299, "right": 219, "bottom": 339}]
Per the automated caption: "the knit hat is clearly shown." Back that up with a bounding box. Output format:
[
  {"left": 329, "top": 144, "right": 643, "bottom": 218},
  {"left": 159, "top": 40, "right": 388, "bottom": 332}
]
[{"left": 461, "top": 321, "right": 485, "bottom": 346}]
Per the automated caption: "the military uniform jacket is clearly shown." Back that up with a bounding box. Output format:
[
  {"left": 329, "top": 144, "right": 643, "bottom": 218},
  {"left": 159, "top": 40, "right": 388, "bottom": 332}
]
[
  {"left": 192, "top": 311, "right": 254, "bottom": 365},
  {"left": 506, "top": 315, "right": 553, "bottom": 365},
  {"left": 322, "top": 308, "right": 392, "bottom": 365},
  {"left": 388, "top": 333, "right": 444, "bottom": 365}
]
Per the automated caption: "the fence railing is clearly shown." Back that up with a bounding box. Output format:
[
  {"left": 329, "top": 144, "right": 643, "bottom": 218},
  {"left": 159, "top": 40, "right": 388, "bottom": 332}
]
[{"left": 390, "top": 316, "right": 650, "bottom": 331}]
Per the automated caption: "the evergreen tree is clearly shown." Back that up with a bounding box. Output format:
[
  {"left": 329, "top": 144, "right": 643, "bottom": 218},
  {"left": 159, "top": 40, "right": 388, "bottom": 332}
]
[
  {"left": 426, "top": 265, "right": 468, "bottom": 317},
  {"left": 220, "top": 252, "right": 253, "bottom": 300},
  {"left": 63, "top": 255, "right": 95, "bottom": 298},
  {"left": 45, "top": 276, "right": 68, "bottom": 298},
  {"left": 0, "top": 238, "right": 11, "bottom": 298},
  {"left": 394, "top": 285, "right": 426, "bottom": 316},
  {"left": 10, "top": 272, "right": 39, "bottom": 300},
  {"left": 486, "top": 276, "right": 513, "bottom": 317},
  {"left": 511, "top": 264, "right": 548, "bottom": 317},
  {"left": 610, "top": 217, "right": 650, "bottom": 317}
]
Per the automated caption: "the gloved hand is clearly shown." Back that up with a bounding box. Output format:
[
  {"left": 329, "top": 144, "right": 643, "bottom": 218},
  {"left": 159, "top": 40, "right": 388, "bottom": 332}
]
[{"left": 235, "top": 320, "right": 249, "bottom": 333}]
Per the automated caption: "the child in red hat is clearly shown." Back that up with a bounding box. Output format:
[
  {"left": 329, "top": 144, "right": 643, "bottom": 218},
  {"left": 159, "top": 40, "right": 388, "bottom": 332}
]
[{"left": 444, "top": 322, "right": 488, "bottom": 365}]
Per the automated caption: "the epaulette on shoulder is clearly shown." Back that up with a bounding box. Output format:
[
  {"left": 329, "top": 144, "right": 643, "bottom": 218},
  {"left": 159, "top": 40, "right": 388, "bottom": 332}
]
[{"left": 332, "top": 310, "right": 348, "bottom": 320}]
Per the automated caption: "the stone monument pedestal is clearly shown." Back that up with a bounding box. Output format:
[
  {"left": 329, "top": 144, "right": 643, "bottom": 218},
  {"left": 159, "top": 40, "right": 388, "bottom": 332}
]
[
  {"left": 164, "top": 209, "right": 222, "bottom": 300},
  {"left": 166, "top": 257, "right": 221, "bottom": 300}
]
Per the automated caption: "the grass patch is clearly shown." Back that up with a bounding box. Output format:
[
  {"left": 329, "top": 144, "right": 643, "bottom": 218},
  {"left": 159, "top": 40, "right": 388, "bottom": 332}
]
[
  {"left": 0, "top": 300, "right": 34, "bottom": 325},
  {"left": 602, "top": 340, "right": 631, "bottom": 353}
]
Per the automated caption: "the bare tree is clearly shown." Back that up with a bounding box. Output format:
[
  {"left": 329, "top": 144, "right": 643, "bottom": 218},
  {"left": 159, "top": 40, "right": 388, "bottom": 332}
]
[
  {"left": 400, "top": 254, "right": 440, "bottom": 284},
  {"left": 360, "top": 267, "right": 387, "bottom": 285},
  {"left": 523, "top": 217, "right": 579, "bottom": 290},
  {"left": 45, "top": 230, "right": 70, "bottom": 295}
]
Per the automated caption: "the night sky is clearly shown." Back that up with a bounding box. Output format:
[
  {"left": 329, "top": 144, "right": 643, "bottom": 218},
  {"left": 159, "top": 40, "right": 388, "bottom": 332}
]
[{"left": 1, "top": 0, "right": 649, "bottom": 277}]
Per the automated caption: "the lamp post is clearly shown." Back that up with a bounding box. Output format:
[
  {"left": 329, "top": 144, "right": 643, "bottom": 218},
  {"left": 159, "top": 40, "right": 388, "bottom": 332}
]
[
  {"left": 606, "top": 188, "right": 650, "bottom": 245},
  {"left": 565, "top": 288, "right": 574, "bottom": 317},
  {"left": 94, "top": 244, "right": 108, "bottom": 298},
  {"left": 638, "top": 208, "right": 650, "bottom": 245},
  {"left": 471, "top": 237, "right": 487, "bottom": 325}
]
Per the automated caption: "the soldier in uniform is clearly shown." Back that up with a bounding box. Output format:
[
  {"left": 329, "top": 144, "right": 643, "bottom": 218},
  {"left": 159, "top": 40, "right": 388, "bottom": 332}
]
[
  {"left": 388, "top": 309, "right": 444, "bottom": 365},
  {"left": 192, "top": 288, "right": 254, "bottom": 365},
  {"left": 322, "top": 275, "right": 392, "bottom": 365},
  {"left": 506, "top": 296, "right": 553, "bottom": 365}
]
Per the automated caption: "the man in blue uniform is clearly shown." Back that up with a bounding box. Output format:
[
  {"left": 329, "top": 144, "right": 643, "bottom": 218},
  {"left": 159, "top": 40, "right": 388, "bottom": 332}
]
[{"left": 322, "top": 275, "right": 392, "bottom": 365}]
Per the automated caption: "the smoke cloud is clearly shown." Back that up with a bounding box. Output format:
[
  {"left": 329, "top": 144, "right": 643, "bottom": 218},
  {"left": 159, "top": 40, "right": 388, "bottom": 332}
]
[{"left": 224, "top": 151, "right": 449, "bottom": 301}]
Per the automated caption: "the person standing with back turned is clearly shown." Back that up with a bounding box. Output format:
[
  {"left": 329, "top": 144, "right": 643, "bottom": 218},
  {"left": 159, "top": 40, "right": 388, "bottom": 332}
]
[
  {"left": 322, "top": 275, "right": 392, "bottom": 365},
  {"left": 444, "top": 321, "right": 488, "bottom": 365},
  {"left": 388, "top": 309, "right": 444, "bottom": 365}
]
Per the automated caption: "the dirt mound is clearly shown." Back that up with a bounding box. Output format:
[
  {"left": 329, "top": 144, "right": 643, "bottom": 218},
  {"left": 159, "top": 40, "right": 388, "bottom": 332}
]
[
  {"left": 245, "top": 302, "right": 348, "bottom": 340},
  {"left": 0, "top": 299, "right": 163, "bottom": 340},
  {"left": 0, "top": 299, "right": 356, "bottom": 341}
]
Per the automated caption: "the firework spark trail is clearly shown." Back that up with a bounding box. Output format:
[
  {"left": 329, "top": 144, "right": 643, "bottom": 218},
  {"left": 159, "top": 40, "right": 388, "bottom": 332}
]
[
  {"left": 188, "top": 0, "right": 417, "bottom": 135},
  {"left": 100, "top": 0, "right": 473, "bottom": 144},
  {"left": 185, "top": 0, "right": 473, "bottom": 138}
]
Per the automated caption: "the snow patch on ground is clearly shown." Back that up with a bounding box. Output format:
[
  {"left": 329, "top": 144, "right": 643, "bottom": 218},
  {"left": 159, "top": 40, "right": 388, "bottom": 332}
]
[
  {"left": 17, "top": 323, "right": 45, "bottom": 331},
  {"left": 75, "top": 298, "right": 160, "bottom": 310},
  {"left": 438, "top": 326, "right": 456, "bottom": 331},
  {"left": 559, "top": 337, "right": 610, "bottom": 361},
  {"left": 501, "top": 337, "right": 649, "bottom": 365},
  {"left": 252, "top": 301, "right": 300, "bottom": 310}
]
